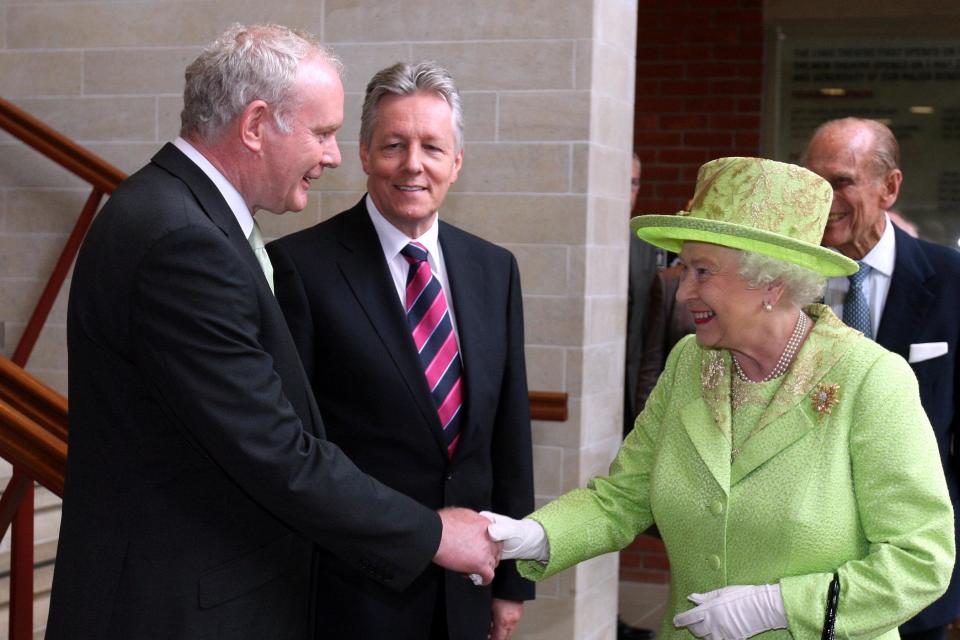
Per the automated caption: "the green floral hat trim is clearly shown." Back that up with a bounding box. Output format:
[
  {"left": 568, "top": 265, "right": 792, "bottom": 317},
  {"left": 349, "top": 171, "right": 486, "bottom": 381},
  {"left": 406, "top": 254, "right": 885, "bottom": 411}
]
[{"left": 630, "top": 157, "right": 858, "bottom": 277}]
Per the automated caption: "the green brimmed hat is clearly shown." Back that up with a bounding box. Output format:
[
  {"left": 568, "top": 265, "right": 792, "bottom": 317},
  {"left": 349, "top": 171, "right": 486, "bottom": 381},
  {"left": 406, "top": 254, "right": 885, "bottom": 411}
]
[{"left": 630, "top": 157, "right": 857, "bottom": 277}]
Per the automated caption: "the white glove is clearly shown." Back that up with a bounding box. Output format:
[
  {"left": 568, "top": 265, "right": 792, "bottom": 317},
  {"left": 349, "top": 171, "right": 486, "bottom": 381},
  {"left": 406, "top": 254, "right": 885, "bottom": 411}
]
[
  {"left": 480, "top": 511, "right": 550, "bottom": 562},
  {"left": 673, "top": 584, "right": 788, "bottom": 640}
]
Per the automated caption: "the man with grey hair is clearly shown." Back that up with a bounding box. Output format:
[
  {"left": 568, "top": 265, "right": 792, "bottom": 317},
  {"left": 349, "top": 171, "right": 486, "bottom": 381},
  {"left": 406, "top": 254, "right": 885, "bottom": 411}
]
[
  {"left": 804, "top": 116, "right": 960, "bottom": 640},
  {"left": 47, "top": 26, "right": 500, "bottom": 640},
  {"left": 268, "top": 61, "right": 535, "bottom": 640}
]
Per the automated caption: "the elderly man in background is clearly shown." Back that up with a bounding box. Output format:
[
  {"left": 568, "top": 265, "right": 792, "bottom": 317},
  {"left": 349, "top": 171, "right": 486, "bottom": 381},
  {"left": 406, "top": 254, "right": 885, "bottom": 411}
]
[
  {"left": 804, "top": 116, "right": 960, "bottom": 640},
  {"left": 47, "top": 25, "right": 498, "bottom": 640},
  {"left": 268, "top": 61, "right": 534, "bottom": 640}
]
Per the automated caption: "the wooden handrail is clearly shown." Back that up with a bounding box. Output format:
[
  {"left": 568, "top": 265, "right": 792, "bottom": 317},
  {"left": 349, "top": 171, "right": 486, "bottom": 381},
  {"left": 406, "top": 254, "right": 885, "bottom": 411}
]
[
  {"left": 0, "top": 97, "right": 125, "bottom": 194},
  {"left": 0, "top": 353, "right": 568, "bottom": 502},
  {"left": 0, "top": 96, "right": 127, "bottom": 640},
  {"left": 0, "top": 355, "right": 68, "bottom": 444},
  {"left": 529, "top": 391, "right": 568, "bottom": 422},
  {"left": 0, "top": 356, "right": 67, "bottom": 497}
]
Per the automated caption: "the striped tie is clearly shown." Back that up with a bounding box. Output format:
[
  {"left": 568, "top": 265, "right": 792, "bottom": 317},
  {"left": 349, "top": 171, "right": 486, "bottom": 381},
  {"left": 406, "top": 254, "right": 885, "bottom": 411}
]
[
  {"left": 400, "top": 242, "right": 463, "bottom": 457},
  {"left": 843, "top": 261, "right": 873, "bottom": 339}
]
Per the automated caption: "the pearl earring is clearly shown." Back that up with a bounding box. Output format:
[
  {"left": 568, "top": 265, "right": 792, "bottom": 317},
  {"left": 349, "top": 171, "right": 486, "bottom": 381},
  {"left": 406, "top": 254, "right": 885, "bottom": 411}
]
[{"left": 762, "top": 301, "right": 773, "bottom": 312}]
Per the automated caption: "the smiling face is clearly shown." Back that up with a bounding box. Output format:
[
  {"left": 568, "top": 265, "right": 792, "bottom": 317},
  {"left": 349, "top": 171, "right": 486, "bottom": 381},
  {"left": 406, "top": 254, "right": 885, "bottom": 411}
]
[
  {"left": 360, "top": 91, "right": 463, "bottom": 238},
  {"left": 676, "top": 242, "right": 769, "bottom": 352},
  {"left": 803, "top": 123, "right": 901, "bottom": 260},
  {"left": 257, "top": 55, "right": 344, "bottom": 214}
]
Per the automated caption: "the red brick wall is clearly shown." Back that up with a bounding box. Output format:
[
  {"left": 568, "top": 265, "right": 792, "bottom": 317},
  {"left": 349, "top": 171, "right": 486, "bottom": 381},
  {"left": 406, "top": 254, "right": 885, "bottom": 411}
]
[
  {"left": 632, "top": 0, "right": 764, "bottom": 216},
  {"left": 622, "top": 0, "right": 764, "bottom": 585}
]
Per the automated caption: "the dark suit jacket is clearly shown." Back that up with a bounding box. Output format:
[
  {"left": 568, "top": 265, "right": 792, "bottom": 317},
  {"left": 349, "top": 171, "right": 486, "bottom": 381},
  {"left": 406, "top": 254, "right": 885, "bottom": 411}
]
[
  {"left": 878, "top": 227, "right": 960, "bottom": 632},
  {"left": 268, "top": 198, "right": 535, "bottom": 640},
  {"left": 47, "top": 145, "right": 440, "bottom": 640},
  {"left": 624, "top": 236, "right": 660, "bottom": 434}
]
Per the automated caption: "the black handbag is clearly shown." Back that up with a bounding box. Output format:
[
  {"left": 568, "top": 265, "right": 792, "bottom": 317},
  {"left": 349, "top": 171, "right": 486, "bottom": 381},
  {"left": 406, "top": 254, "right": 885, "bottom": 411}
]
[{"left": 821, "top": 573, "right": 840, "bottom": 640}]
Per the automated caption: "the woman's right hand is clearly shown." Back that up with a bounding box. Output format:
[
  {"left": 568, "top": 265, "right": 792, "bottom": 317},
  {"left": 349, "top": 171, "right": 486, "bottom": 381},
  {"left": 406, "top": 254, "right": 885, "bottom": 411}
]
[{"left": 481, "top": 511, "right": 550, "bottom": 562}]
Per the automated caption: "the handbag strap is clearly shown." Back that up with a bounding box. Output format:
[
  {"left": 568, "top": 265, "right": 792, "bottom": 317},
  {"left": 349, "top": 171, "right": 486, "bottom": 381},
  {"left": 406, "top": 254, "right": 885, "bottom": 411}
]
[{"left": 821, "top": 573, "right": 840, "bottom": 640}]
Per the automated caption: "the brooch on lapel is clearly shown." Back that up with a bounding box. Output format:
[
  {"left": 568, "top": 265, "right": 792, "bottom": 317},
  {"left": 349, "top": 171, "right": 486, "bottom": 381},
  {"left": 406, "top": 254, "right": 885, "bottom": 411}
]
[{"left": 810, "top": 383, "right": 840, "bottom": 417}]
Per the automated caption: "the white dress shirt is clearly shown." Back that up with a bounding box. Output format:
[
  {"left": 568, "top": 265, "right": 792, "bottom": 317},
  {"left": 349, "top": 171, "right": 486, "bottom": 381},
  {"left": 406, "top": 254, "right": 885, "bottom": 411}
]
[
  {"left": 172, "top": 137, "right": 254, "bottom": 238},
  {"left": 365, "top": 194, "right": 461, "bottom": 342},
  {"left": 824, "top": 213, "right": 896, "bottom": 337}
]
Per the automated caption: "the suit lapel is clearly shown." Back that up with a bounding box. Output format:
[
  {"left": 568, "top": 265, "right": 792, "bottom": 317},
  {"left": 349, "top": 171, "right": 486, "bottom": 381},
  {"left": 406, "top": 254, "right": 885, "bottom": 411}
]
[
  {"left": 876, "top": 227, "right": 935, "bottom": 358},
  {"left": 680, "top": 398, "right": 732, "bottom": 495},
  {"left": 335, "top": 202, "right": 448, "bottom": 454},
  {"left": 151, "top": 144, "right": 322, "bottom": 437},
  {"left": 150, "top": 144, "right": 268, "bottom": 294},
  {"left": 439, "top": 224, "right": 484, "bottom": 453},
  {"left": 687, "top": 349, "right": 733, "bottom": 494}
]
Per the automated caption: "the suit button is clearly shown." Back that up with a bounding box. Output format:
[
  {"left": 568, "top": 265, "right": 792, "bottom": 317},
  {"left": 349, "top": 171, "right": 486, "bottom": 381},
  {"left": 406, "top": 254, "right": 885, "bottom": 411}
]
[
  {"left": 710, "top": 501, "right": 724, "bottom": 516},
  {"left": 708, "top": 555, "right": 721, "bottom": 571},
  {"left": 445, "top": 472, "right": 453, "bottom": 480}
]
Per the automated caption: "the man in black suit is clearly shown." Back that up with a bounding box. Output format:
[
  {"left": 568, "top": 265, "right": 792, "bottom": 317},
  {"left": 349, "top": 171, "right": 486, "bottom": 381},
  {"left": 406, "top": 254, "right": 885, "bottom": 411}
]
[
  {"left": 804, "top": 117, "right": 960, "bottom": 640},
  {"left": 268, "top": 62, "right": 534, "bottom": 640},
  {"left": 47, "top": 25, "right": 498, "bottom": 640},
  {"left": 624, "top": 152, "right": 656, "bottom": 437}
]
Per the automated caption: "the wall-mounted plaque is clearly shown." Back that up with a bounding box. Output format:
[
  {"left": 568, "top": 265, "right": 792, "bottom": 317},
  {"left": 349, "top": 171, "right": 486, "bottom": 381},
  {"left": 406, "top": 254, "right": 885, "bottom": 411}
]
[{"left": 769, "top": 30, "right": 960, "bottom": 248}]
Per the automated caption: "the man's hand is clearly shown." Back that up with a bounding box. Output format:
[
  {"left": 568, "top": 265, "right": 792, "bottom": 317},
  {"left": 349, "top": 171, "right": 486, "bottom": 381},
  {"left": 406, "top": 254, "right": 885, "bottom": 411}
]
[
  {"left": 433, "top": 508, "right": 502, "bottom": 585},
  {"left": 490, "top": 598, "right": 524, "bottom": 640}
]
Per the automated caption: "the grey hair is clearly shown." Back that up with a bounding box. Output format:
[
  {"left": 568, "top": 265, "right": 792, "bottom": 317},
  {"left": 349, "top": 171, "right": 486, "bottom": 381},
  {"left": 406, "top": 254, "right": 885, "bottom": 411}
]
[
  {"left": 737, "top": 251, "right": 826, "bottom": 306},
  {"left": 180, "top": 23, "right": 342, "bottom": 143},
  {"left": 802, "top": 117, "right": 900, "bottom": 180},
  {"left": 359, "top": 61, "right": 464, "bottom": 152}
]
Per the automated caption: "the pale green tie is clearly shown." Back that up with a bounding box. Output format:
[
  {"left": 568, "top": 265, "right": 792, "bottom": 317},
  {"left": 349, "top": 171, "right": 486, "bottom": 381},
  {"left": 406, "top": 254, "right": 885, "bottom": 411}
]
[{"left": 247, "top": 221, "right": 274, "bottom": 294}]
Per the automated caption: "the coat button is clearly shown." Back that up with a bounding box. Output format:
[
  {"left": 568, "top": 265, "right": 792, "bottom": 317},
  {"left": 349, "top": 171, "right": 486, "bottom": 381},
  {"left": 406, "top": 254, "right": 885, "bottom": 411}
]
[
  {"left": 710, "top": 501, "right": 724, "bottom": 516},
  {"left": 708, "top": 555, "right": 721, "bottom": 571},
  {"left": 445, "top": 472, "right": 453, "bottom": 480}
]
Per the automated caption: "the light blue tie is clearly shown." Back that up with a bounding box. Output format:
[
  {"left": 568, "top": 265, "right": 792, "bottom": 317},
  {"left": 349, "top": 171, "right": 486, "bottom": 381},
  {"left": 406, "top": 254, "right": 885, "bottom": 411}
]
[
  {"left": 843, "top": 261, "right": 872, "bottom": 339},
  {"left": 247, "top": 221, "right": 274, "bottom": 294}
]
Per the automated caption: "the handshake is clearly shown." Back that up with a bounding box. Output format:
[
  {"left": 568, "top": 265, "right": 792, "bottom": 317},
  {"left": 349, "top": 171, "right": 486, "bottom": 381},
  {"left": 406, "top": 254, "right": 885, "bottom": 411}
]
[{"left": 432, "top": 508, "right": 549, "bottom": 585}]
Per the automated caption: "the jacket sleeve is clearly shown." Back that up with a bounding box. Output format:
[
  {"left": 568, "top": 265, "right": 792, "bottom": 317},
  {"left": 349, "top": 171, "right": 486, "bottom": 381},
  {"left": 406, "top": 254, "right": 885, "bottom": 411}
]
[
  {"left": 518, "top": 337, "right": 692, "bottom": 581},
  {"left": 779, "top": 352, "right": 955, "bottom": 640},
  {"left": 131, "top": 224, "right": 441, "bottom": 591}
]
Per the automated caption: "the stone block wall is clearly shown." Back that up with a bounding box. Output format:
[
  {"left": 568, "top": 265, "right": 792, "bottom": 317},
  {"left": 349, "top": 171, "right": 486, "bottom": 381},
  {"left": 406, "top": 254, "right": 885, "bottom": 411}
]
[{"left": 632, "top": 0, "right": 763, "bottom": 216}]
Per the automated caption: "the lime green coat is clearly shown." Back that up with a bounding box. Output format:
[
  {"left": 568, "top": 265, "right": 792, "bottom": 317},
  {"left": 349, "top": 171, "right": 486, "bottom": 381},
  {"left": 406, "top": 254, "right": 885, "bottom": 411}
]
[{"left": 520, "top": 306, "right": 954, "bottom": 640}]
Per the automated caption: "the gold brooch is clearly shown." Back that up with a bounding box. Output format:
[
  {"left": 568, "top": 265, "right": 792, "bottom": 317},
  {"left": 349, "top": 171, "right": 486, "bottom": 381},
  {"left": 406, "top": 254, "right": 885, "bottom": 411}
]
[{"left": 811, "top": 383, "right": 840, "bottom": 416}]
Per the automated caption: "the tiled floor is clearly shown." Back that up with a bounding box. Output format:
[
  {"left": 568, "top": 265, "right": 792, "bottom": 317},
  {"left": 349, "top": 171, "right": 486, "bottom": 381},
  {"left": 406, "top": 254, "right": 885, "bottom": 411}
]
[{"left": 618, "top": 580, "right": 670, "bottom": 632}]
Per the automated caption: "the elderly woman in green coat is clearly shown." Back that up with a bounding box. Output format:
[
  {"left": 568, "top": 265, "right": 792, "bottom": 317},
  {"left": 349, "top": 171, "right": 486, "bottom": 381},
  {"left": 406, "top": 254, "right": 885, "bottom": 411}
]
[{"left": 485, "top": 157, "right": 954, "bottom": 640}]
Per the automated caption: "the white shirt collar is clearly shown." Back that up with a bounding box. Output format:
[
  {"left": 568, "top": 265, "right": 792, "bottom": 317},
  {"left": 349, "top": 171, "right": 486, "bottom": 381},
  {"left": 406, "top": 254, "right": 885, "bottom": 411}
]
[
  {"left": 365, "top": 193, "right": 441, "bottom": 263},
  {"left": 858, "top": 213, "right": 896, "bottom": 277},
  {"left": 172, "top": 137, "right": 255, "bottom": 238}
]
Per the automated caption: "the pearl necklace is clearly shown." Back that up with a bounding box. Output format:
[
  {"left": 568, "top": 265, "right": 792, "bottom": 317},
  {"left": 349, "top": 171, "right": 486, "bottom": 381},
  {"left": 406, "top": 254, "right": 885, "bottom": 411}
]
[{"left": 732, "top": 312, "right": 808, "bottom": 383}]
